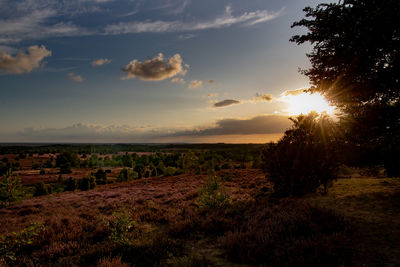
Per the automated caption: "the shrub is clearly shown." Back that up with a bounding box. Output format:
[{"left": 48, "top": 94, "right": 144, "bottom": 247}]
[
  {"left": 0, "top": 170, "right": 25, "bottom": 207},
  {"left": 197, "top": 174, "right": 231, "bottom": 210},
  {"left": 0, "top": 222, "right": 44, "bottom": 263},
  {"left": 79, "top": 176, "right": 95, "bottom": 191},
  {"left": 163, "top": 167, "right": 178, "bottom": 177},
  {"left": 117, "top": 168, "right": 138, "bottom": 182},
  {"left": 94, "top": 169, "right": 107, "bottom": 185},
  {"left": 263, "top": 112, "right": 338, "bottom": 196},
  {"left": 33, "top": 182, "right": 52, "bottom": 196},
  {"left": 103, "top": 208, "right": 137, "bottom": 246},
  {"left": 64, "top": 177, "right": 77, "bottom": 191}
]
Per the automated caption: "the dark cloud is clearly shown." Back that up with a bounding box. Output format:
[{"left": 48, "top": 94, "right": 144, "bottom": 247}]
[
  {"left": 253, "top": 93, "right": 273, "bottom": 102},
  {"left": 173, "top": 115, "right": 291, "bottom": 136},
  {"left": 121, "top": 53, "right": 187, "bottom": 81},
  {"left": 214, "top": 99, "right": 240, "bottom": 107}
]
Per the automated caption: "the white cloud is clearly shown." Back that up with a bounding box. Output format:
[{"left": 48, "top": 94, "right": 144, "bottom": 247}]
[
  {"left": 91, "top": 58, "right": 112, "bottom": 67},
  {"left": 104, "top": 5, "right": 283, "bottom": 35},
  {"left": 0, "top": 45, "right": 51, "bottom": 74},
  {"left": 121, "top": 53, "right": 187, "bottom": 81},
  {"left": 189, "top": 80, "right": 203, "bottom": 89},
  {"left": 67, "top": 72, "right": 84, "bottom": 82}
]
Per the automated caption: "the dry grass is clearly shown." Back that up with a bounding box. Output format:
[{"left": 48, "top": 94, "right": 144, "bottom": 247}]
[{"left": 306, "top": 177, "right": 400, "bottom": 265}]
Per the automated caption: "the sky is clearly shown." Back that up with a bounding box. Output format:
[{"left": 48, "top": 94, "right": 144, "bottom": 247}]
[{"left": 0, "top": 0, "right": 335, "bottom": 143}]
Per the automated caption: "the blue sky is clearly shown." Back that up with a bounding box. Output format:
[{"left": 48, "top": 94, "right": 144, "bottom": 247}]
[{"left": 0, "top": 0, "right": 332, "bottom": 143}]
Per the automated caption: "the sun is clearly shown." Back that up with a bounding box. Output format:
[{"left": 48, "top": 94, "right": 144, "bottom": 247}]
[{"left": 281, "top": 92, "right": 335, "bottom": 116}]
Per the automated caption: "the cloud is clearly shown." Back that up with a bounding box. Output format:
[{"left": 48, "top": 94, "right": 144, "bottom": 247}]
[
  {"left": 0, "top": 9, "right": 90, "bottom": 44},
  {"left": 173, "top": 115, "right": 291, "bottom": 136},
  {"left": 15, "top": 123, "right": 159, "bottom": 143},
  {"left": 0, "top": 45, "right": 51, "bottom": 74},
  {"left": 189, "top": 80, "right": 203, "bottom": 89},
  {"left": 283, "top": 88, "right": 306, "bottom": 96},
  {"left": 213, "top": 99, "right": 240, "bottom": 108},
  {"left": 178, "top": 33, "right": 197, "bottom": 40},
  {"left": 171, "top": 77, "right": 185, "bottom": 84},
  {"left": 207, "top": 93, "right": 218, "bottom": 98},
  {"left": 5, "top": 115, "right": 290, "bottom": 142},
  {"left": 67, "top": 72, "right": 84, "bottom": 82},
  {"left": 252, "top": 93, "right": 273, "bottom": 102},
  {"left": 91, "top": 58, "right": 112, "bottom": 67},
  {"left": 206, "top": 80, "right": 214, "bottom": 84},
  {"left": 104, "top": 5, "right": 282, "bottom": 35},
  {"left": 121, "top": 53, "right": 187, "bottom": 81}
]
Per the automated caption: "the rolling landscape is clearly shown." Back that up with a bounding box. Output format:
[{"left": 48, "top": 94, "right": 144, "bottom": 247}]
[{"left": 0, "top": 0, "right": 399, "bottom": 266}]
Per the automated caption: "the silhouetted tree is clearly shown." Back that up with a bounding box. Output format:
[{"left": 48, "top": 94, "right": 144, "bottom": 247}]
[
  {"left": 65, "top": 177, "right": 77, "bottom": 191},
  {"left": 263, "top": 112, "right": 338, "bottom": 196},
  {"left": 291, "top": 0, "right": 400, "bottom": 176},
  {"left": 94, "top": 169, "right": 107, "bottom": 185},
  {"left": 56, "top": 152, "right": 80, "bottom": 174}
]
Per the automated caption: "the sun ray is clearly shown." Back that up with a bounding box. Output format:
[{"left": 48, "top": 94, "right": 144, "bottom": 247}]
[{"left": 281, "top": 92, "right": 336, "bottom": 116}]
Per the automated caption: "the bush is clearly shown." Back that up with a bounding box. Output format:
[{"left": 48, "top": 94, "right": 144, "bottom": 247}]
[
  {"left": 94, "top": 169, "right": 107, "bottom": 185},
  {"left": 163, "top": 167, "right": 178, "bottom": 177},
  {"left": 103, "top": 208, "right": 137, "bottom": 246},
  {"left": 64, "top": 177, "right": 77, "bottom": 191},
  {"left": 33, "top": 182, "right": 52, "bottom": 196},
  {"left": 0, "top": 170, "right": 25, "bottom": 207},
  {"left": 0, "top": 222, "right": 44, "bottom": 263},
  {"left": 197, "top": 174, "right": 231, "bottom": 210},
  {"left": 117, "top": 168, "right": 138, "bottom": 182},
  {"left": 79, "top": 176, "right": 96, "bottom": 191},
  {"left": 263, "top": 112, "right": 338, "bottom": 197}
]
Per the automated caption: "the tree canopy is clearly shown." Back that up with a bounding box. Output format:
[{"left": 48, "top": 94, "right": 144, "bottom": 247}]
[{"left": 291, "top": 0, "right": 400, "bottom": 176}]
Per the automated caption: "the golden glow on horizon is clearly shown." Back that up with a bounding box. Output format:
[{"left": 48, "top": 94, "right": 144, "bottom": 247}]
[{"left": 281, "top": 92, "right": 335, "bottom": 116}]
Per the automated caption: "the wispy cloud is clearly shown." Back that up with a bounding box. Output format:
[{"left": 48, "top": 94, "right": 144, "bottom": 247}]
[
  {"left": 283, "top": 88, "right": 307, "bottom": 96},
  {"left": 67, "top": 72, "right": 84, "bottom": 82},
  {"left": 0, "top": 9, "right": 90, "bottom": 44},
  {"left": 171, "top": 77, "right": 185, "bottom": 84},
  {"left": 0, "top": 45, "right": 51, "bottom": 74},
  {"left": 91, "top": 58, "right": 112, "bottom": 67},
  {"left": 178, "top": 33, "right": 197, "bottom": 40},
  {"left": 104, "top": 5, "right": 283, "bottom": 35},
  {"left": 189, "top": 80, "right": 203, "bottom": 89},
  {"left": 121, "top": 53, "right": 187, "bottom": 81}
]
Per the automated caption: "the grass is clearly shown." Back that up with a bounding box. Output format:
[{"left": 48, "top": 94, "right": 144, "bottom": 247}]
[{"left": 306, "top": 177, "right": 400, "bottom": 265}]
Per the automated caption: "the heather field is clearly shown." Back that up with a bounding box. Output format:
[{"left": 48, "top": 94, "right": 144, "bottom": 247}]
[{"left": 1, "top": 159, "right": 400, "bottom": 266}]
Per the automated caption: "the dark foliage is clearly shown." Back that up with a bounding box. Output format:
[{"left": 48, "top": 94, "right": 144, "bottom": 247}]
[
  {"left": 291, "top": 0, "right": 400, "bottom": 176},
  {"left": 263, "top": 113, "right": 338, "bottom": 196}
]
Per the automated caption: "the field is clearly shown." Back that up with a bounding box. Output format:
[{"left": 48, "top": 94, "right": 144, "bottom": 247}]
[{"left": 0, "top": 145, "right": 399, "bottom": 266}]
